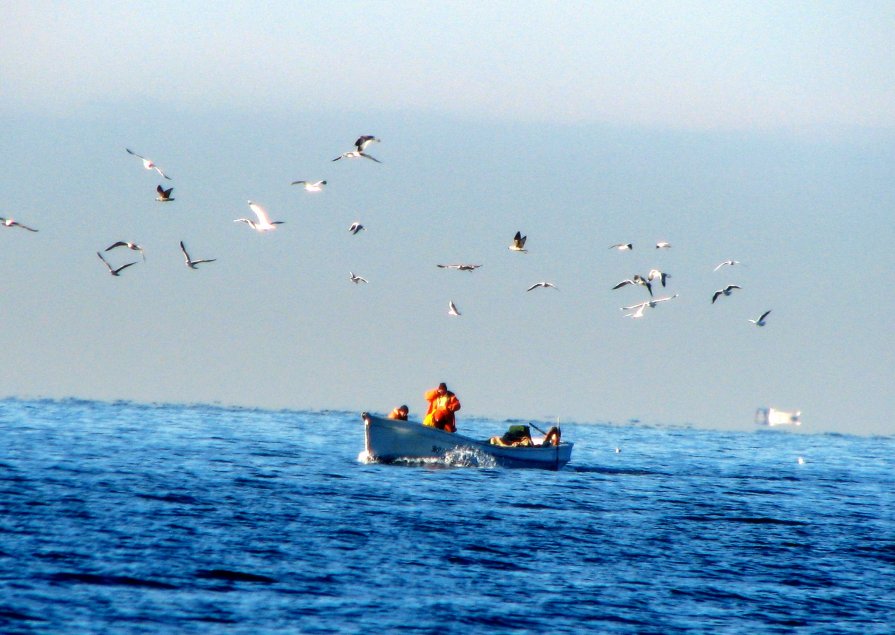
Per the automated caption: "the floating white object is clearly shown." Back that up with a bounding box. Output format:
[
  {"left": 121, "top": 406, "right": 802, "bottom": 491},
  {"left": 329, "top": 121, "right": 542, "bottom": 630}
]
[{"left": 755, "top": 408, "right": 801, "bottom": 426}]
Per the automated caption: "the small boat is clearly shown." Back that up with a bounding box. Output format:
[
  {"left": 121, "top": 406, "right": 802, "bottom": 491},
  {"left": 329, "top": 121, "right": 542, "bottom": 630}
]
[
  {"left": 361, "top": 412, "right": 573, "bottom": 470},
  {"left": 755, "top": 407, "right": 801, "bottom": 426}
]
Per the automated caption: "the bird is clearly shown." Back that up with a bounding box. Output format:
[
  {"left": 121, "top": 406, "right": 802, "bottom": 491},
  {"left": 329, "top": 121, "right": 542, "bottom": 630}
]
[
  {"left": 612, "top": 274, "right": 653, "bottom": 297},
  {"left": 96, "top": 251, "right": 137, "bottom": 276},
  {"left": 333, "top": 136, "right": 381, "bottom": 163},
  {"left": 713, "top": 259, "right": 742, "bottom": 272},
  {"left": 509, "top": 231, "right": 527, "bottom": 252},
  {"left": 235, "top": 201, "right": 284, "bottom": 232},
  {"left": 655, "top": 241, "right": 672, "bottom": 249},
  {"left": 448, "top": 300, "right": 461, "bottom": 316},
  {"left": 349, "top": 272, "right": 368, "bottom": 284},
  {"left": 291, "top": 180, "right": 326, "bottom": 192},
  {"left": 712, "top": 285, "right": 742, "bottom": 303},
  {"left": 0, "top": 217, "right": 38, "bottom": 232},
  {"left": 155, "top": 185, "right": 174, "bottom": 202},
  {"left": 348, "top": 222, "right": 365, "bottom": 235},
  {"left": 621, "top": 294, "right": 678, "bottom": 312},
  {"left": 106, "top": 241, "right": 146, "bottom": 262},
  {"left": 437, "top": 264, "right": 482, "bottom": 271},
  {"left": 624, "top": 303, "right": 647, "bottom": 319},
  {"left": 126, "top": 148, "right": 172, "bottom": 180},
  {"left": 526, "top": 281, "right": 558, "bottom": 292},
  {"left": 748, "top": 310, "right": 772, "bottom": 327},
  {"left": 180, "top": 241, "right": 216, "bottom": 269},
  {"left": 609, "top": 243, "right": 633, "bottom": 251},
  {"left": 647, "top": 268, "right": 671, "bottom": 287}
]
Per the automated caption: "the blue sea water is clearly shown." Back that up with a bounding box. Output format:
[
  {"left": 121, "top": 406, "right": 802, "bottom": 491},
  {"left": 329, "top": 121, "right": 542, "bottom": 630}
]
[{"left": 1, "top": 399, "right": 893, "bottom": 634}]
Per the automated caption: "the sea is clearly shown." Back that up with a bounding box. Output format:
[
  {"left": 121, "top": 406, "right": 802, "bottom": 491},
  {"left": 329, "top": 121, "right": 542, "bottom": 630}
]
[{"left": 1, "top": 398, "right": 893, "bottom": 634}]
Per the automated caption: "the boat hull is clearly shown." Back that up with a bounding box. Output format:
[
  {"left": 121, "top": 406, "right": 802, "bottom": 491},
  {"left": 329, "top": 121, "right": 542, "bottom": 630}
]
[{"left": 362, "top": 412, "right": 572, "bottom": 470}]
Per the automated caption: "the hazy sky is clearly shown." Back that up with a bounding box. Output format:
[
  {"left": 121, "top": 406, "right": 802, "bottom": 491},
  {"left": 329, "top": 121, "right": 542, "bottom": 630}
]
[{"left": 1, "top": 2, "right": 893, "bottom": 434}]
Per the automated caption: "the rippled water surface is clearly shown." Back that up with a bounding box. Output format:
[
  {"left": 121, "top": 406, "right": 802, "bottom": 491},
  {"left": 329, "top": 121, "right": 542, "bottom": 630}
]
[{"left": 1, "top": 399, "right": 893, "bottom": 633}]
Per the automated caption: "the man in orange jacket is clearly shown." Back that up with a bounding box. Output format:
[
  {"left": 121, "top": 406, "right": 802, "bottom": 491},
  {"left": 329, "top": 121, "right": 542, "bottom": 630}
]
[{"left": 423, "top": 382, "right": 461, "bottom": 433}]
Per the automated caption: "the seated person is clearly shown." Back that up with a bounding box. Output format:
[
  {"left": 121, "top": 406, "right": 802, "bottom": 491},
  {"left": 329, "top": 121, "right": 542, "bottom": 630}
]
[
  {"left": 388, "top": 404, "right": 409, "bottom": 421},
  {"left": 490, "top": 424, "right": 561, "bottom": 447}
]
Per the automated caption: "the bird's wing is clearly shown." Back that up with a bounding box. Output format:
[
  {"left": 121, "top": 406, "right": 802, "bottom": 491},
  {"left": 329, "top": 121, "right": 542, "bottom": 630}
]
[
  {"left": 19, "top": 223, "right": 38, "bottom": 232},
  {"left": 360, "top": 153, "right": 382, "bottom": 163},
  {"left": 126, "top": 148, "right": 146, "bottom": 160},
  {"left": 612, "top": 280, "right": 633, "bottom": 290},
  {"left": 96, "top": 252, "right": 112, "bottom": 270},
  {"left": 712, "top": 291, "right": 722, "bottom": 303},
  {"left": 759, "top": 310, "right": 771, "bottom": 321},
  {"left": 291, "top": 181, "right": 306, "bottom": 185},
  {"left": 525, "top": 283, "right": 540, "bottom": 292},
  {"left": 106, "top": 241, "right": 128, "bottom": 251},
  {"left": 248, "top": 202, "right": 272, "bottom": 224},
  {"left": 114, "top": 262, "right": 138, "bottom": 274}
]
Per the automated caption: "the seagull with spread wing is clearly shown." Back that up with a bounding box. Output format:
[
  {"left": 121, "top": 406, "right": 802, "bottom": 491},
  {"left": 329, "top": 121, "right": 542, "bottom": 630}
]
[
  {"left": 509, "top": 231, "right": 527, "bottom": 253},
  {"left": 126, "top": 148, "right": 172, "bottom": 180},
  {"left": 749, "top": 310, "right": 772, "bottom": 326},
  {"left": 526, "top": 281, "right": 558, "bottom": 292},
  {"left": 235, "top": 201, "right": 284, "bottom": 232},
  {"left": 106, "top": 241, "right": 145, "bottom": 262},
  {"left": 333, "top": 136, "right": 381, "bottom": 162},
  {"left": 180, "top": 241, "right": 216, "bottom": 269},
  {"left": 0, "top": 217, "right": 38, "bottom": 232},
  {"left": 712, "top": 285, "right": 742, "bottom": 303},
  {"left": 291, "top": 180, "right": 327, "bottom": 192},
  {"left": 97, "top": 251, "right": 137, "bottom": 276}
]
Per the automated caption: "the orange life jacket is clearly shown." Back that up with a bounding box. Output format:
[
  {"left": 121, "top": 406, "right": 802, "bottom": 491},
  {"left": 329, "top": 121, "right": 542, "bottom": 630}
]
[
  {"left": 423, "top": 388, "right": 460, "bottom": 432},
  {"left": 388, "top": 407, "right": 408, "bottom": 420}
]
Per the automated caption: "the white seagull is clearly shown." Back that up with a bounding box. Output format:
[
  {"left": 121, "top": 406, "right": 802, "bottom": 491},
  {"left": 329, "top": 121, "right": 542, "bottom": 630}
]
[
  {"left": 155, "top": 185, "right": 174, "bottom": 202},
  {"left": 621, "top": 294, "right": 679, "bottom": 313},
  {"left": 448, "top": 300, "right": 461, "bottom": 316},
  {"left": 291, "top": 180, "right": 327, "bottom": 192},
  {"left": 609, "top": 243, "right": 633, "bottom": 251},
  {"left": 437, "top": 264, "right": 482, "bottom": 271},
  {"left": 526, "top": 281, "right": 559, "bottom": 292},
  {"left": 235, "top": 201, "right": 284, "bottom": 232},
  {"left": 333, "top": 135, "right": 382, "bottom": 163},
  {"left": 509, "top": 231, "right": 527, "bottom": 252},
  {"left": 748, "top": 310, "right": 772, "bottom": 327},
  {"left": 180, "top": 241, "right": 216, "bottom": 269},
  {"left": 97, "top": 251, "right": 137, "bottom": 276},
  {"left": 655, "top": 241, "right": 672, "bottom": 249},
  {"left": 647, "top": 268, "right": 671, "bottom": 287},
  {"left": 0, "top": 217, "right": 38, "bottom": 232},
  {"left": 126, "top": 148, "right": 172, "bottom": 180},
  {"left": 349, "top": 272, "right": 368, "bottom": 284},
  {"left": 712, "top": 285, "right": 742, "bottom": 303},
  {"left": 106, "top": 241, "right": 146, "bottom": 262},
  {"left": 348, "top": 222, "right": 365, "bottom": 235},
  {"left": 612, "top": 274, "right": 653, "bottom": 297},
  {"left": 713, "top": 259, "right": 742, "bottom": 272}
]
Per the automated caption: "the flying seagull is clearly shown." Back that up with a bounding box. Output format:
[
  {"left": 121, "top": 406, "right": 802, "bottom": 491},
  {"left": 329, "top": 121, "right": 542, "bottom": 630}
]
[
  {"left": 106, "top": 241, "right": 146, "bottom": 262},
  {"left": 655, "top": 241, "right": 672, "bottom": 249},
  {"left": 0, "top": 217, "right": 38, "bottom": 232},
  {"left": 126, "top": 148, "right": 172, "bottom": 180},
  {"left": 713, "top": 259, "right": 742, "bottom": 272},
  {"left": 333, "top": 135, "right": 382, "bottom": 163},
  {"left": 748, "top": 310, "right": 772, "bottom": 327},
  {"left": 97, "top": 251, "right": 137, "bottom": 276},
  {"left": 155, "top": 185, "right": 174, "bottom": 202},
  {"left": 647, "top": 268, "right": 671, "bottom": 287},
  {"left": 180, "top": 241, "right": 216, "bottom": 269},
  {"left": 509, "top": 231, "right": 527, "bottom": 253},
  {"left": 712, "top": 285, "right": 742, "bottom": 303},
  {"left": 348, "top": 222, "right": 365, "bottom": 235},
  {"left": 291, "top": 180, "right": 327, "bottom": 192},
  {"left": 621, "top": 294, "right": 679, "bottom": 312},
  {"left": 349, "top": 272, "right": 368, "bottom": 284},
  {"left": 235, "top": 201, "right": 284, "bottom": 232},
  {"left": 437, "top": 264, "right": 482, "bottom": 271},
  {"left": 612, "top": 274, "right": 653, "bottom": 297},
  {"left": 609, "top": 243, "right": 633, "bottom": 251},
  {"left": 448, "top": 300, "right": 461, "bottom": 316},
  {"left": 526, "top": 281, "right": 559, "bottom": 292}
]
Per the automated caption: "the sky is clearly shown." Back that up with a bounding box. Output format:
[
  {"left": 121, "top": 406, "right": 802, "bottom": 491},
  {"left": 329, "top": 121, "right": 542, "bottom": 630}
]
[{"left": 1, "top": 2, "right": 893, "bottom": 435}]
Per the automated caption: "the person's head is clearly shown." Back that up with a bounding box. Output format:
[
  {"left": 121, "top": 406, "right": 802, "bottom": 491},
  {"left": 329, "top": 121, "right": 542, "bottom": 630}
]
[
  {"left": 399, "top": 405, "right": 409, "bottom": 415},
  {"left": 438, "top": 382, "right": 447, "bottom": 395}
]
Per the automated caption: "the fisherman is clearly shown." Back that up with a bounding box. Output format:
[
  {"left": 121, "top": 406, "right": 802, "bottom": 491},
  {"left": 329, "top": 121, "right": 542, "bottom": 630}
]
[
  {"left": 422, "top": 382, "right": 461, "bottom": 433},
  {"left": 388, "top": 404, "right": 409, "bottom": 421}
]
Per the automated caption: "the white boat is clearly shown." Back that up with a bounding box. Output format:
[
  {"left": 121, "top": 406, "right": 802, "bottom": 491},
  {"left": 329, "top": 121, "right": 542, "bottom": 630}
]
[
  {"left": 361, "top": 412, "right": 573, "bottom": 470},
  {"left": 755, "top": 407, "right": 801, "bottom": 426}
]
